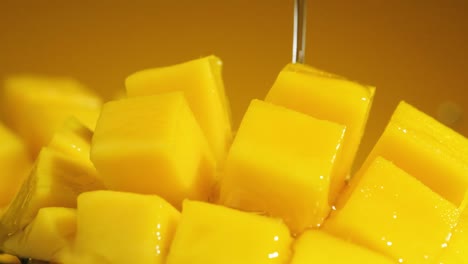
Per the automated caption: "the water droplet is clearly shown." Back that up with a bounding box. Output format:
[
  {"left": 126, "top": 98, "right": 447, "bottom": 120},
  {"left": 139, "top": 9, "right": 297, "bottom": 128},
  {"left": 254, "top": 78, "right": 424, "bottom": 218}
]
[
  {"left": 441, "top": 243, "right": 448, "bottom": 248},
  {"left": 398, "top": 258, "right": 404, "bottom": 263},
  {"left": 445, "top": 232, "right": 452, "bottom": 241},
  {"left": 274, "top": 236, "right": 279, "bottom": 241},
  {"left": 71, "top": 144, "right": 82, "bottom": 152},
  {"left": 335, "top": 143, "right": 341, "bottom": 151},
  {"left": 155, "top": 245, "right": 161, "bottom": 255},
  {"left": 386, "top": 241, "right": 393, "bottom": 246},
  {"left": 268, "top": 252, "right": 279, "bottom": 259}
]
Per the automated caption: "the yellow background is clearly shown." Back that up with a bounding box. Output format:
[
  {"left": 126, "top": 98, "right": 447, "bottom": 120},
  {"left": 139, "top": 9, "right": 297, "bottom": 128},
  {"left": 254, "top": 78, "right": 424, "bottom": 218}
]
[{"left": 0, "top": 0, "right": 466, "bottom": 167}]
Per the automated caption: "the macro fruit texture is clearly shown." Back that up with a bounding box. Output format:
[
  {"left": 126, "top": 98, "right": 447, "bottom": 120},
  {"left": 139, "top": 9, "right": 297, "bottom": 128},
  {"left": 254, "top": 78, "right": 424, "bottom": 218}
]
[
  {"left": 71, "top": 191, "right": 180, "bottom": 264},
  {"left": 166, "top": 200, "right": 292, "bottom": 264},
  {"left": 341, "top": 101, "right": 468, "bottom": 208},
  {"left": 90, "top": 92, "right": 216, "bottom": 209},
  {"left": 219, "top": 99, "right": 346, "bottom": 233},
  {"left": 265, "top": 63, "right": 375, "bottom": 203},
  {"left": 0, "top": 118, "right": 104, "bottom": 246},
  {"left": 290, "top": 230, "right": 394, "bottom": 264},
  {"left": 325, "top": 157, "right": 459, "bottom": 263},
  {"left": 2, "top": 207, "right": 77, "bottom": 261},
  {"left": 125, "top": 55, "right": 232, "bottom": 164},
  {"left": 0, "top": 56, "right": 467, "bottom": 264},
  {"left": 0, "top": 123, "right": 30, "bottom": 208}
]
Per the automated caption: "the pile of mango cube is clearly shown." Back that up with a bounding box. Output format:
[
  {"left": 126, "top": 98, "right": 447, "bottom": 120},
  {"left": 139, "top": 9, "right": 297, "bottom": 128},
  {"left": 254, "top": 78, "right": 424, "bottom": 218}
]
[{"left": 0, "top": 56, "right": 467, "bottom": 264}]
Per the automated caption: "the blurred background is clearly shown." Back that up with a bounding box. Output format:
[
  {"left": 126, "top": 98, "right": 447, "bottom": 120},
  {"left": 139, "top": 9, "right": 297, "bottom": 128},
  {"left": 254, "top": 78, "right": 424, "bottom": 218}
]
[{"left": 0, "top": 0, "right": 466, "bottom": 167}]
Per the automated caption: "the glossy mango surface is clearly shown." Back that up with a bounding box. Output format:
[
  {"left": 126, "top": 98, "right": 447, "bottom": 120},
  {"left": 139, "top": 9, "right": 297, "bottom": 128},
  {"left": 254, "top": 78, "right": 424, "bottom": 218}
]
[
  {"left": 0, "top": 56, "right": 466, "bottom": 263},
  {"left": 126, "top": 55, "right": 232, "bottom": 163},
  {"left": 290, "top": 230, "right": 394, "bottom": 264},
  {"left": 266, "top": 63, "right": 375, "bottom": 203},
  {"left": 219, "top": 99, "right": 345, "bottom": 233},
  {"left": 325, "top": 156, "right": 459, "bottom": 263},
  {"left": 167, "top": 200, "right": 292, "bottom": 264},
  {"left": 90, "top": 92, "right": 216, "bottom": 209},
  {"left": 71, "top": 191, "right": 180, "bottom": 264}
]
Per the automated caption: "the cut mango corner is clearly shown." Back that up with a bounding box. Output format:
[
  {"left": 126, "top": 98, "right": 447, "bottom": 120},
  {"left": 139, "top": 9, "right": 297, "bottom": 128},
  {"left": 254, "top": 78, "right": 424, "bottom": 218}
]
[{"left": 265, "top": 63, "right": 375, "bottom": 206}]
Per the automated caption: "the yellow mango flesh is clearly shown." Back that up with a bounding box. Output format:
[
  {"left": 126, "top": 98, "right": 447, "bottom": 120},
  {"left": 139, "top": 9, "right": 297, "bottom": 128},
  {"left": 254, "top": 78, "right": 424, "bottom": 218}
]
[
  {"left": 1, "top": 76, "right": 102, "bottom": 157},
  {"left": 290, "top": 230, "right": 394, "bottom": 264},
  {"left": 166, "top": 200, "right": 292, "bottom": 264},
  {"left": 342, "top": 101, "right": 468, "bottom": 207},
  {"left": 219, "top": 99, "right": 345, "bottom": 234},
  {"left": 2, "top": 207, "right": 76, "bottom": 262},
  {"left": 0, "top": 123, "right": 31, "bottom": 207},
  {"left": 48, "top": 117, "right": 94, "bottom": 161},
  {"left": 72, "top": 190, "right": 180, "bottom": 264},
  {"left": 126, "top": 55, "right": 232, "bottom": 163},
  {"left": 0, "top": 254, "right": 20, "bottom": 263},
  {"left": 0, "top": 121, "right": 104, "bottom": 242},
  {"left": 0, "top": 59, "right": 466, "bottom": 262},
  {"left": 325, "top": 156, "right": 459, "bottom": 263},
  {"left": 90, "top": 92, "right": 216, "bottom": 209},
  {"left": 437, "top": 206, "right": 468, "bottom": 264},
  {"left": 265, "top": 63, "right": 375, "bottom": 203}
]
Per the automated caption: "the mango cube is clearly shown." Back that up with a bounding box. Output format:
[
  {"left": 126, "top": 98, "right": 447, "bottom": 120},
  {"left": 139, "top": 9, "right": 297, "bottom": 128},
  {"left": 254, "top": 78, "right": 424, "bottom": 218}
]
[
  {"left": 219, "top": 99, "right": 345, "bottom": 233},
  {"left": 325, "top": 157, "right": 459, "bottom": 263},
  {"left": 126, "top": 55, "right": 232, "bottom": 162},
  {"left": 2, "top": 207, "right": 77, "bottom": 262},
  {"left": 1, "top": 75, "right": 102, "bottom": 156},
  {"left": 343, "top": 101, "right": 468, "bottom": 207},
  {"left": 90, "top": 92, "right": 216, "bottom": 208},
  {"left": 290, "top": 230, "right": 394, "bottom": 264},
  {"left": 265, "top": 63, "right": 375, "bottom": 203},
  {"left": 166, "top": 200, "right": 292, "bottom": 264},
  {"left": 0, "top": 123, "right": 31, "bottom": 207},
  {"left": 73, "top": 190, "right": 180, "bottom": 264},
  {"left": 0, "top": 121, "right": 103, "bottom": 241}
]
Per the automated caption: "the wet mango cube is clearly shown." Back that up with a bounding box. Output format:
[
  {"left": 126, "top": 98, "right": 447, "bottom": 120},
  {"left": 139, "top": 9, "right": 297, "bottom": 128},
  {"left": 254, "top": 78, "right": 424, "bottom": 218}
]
[
  {"left": 325, "top": 156, "right": 459, "bottom": 263},
  {"left": 0, "top": 120, "right": 103, "bottom": 241},
  {"left": 72, "top": 191, "right": 180, "bottom": 264},
  {"left": 166, "top": 200, "right": 292, "bottom": 264},
  {"left": 219, "top": 99, "right": 345, "bottom": 234},
  {"left": 90, "top": 92, "right": 216, "bottom": 208},
  {"left": 1, "top": 76, "right": 102, "bottom": 157},
  {"left": 0, "top": 123, "right": 30, "bottom": 208},
  {"left": 290, "top": 230, "right": 394, "bottom": 264},
  {"left": 348, "top": 101, "right": 468, "bottom": 207},
  {"left": 2, "top": 207, "right": 77, "bottom": 262},
  {"left": 1, "top": 57, "right": 467, "bottom": 263},
  {"left": 265, "top": 63, "right": 375, "bottom": 203},
  {"left": 126, "top": 55, "right": 232, "bottom": 163}
]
